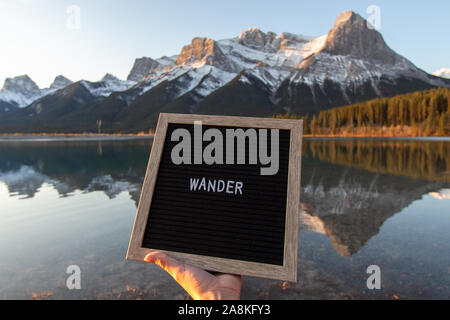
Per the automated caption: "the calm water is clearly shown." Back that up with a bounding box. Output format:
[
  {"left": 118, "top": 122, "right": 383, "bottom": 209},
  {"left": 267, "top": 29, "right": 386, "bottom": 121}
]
[{"left": 0, "top": 138, "right": 449, "bottom": 300}]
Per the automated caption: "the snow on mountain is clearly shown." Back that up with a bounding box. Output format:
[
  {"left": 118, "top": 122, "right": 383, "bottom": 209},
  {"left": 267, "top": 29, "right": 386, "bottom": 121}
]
[
  {"left": 81, "top": 74, "right": 136, "bottom": 97},
  {"left": 194, "top": 66, "right": 237, "bottom": 96},
  {"left": 127, "top": 56, "right": 177, "bottom": 82},
  {"left": 0, "top": 165, "right": 75, "bottom": 198},
  {"left": 210, "top": 30, "right": 327, "bottom": 94},
  {"left": 264, "top": 34, "right": 327, "bottom": 69},
  {"left": 0, "top": 73, "right": 119, "bottom": 112},
  {"left": 86, "top": 174, "right": 139, "bottom": 200},
  {"left": 127, "top": 57, "right": 159, "bottom": 82},
  {"left": 38, "top": 75, "right": 74, "bottom": 98},
  {"left": 13, "top": 74, "right": 137, "bottom": 118},
  {"left": 137, "top": 64, "right": 236, "bottom": 106},
  {"left": 0, "top": 75, "right": 42, "bottom": 108},
  {"left": 0, "top": 75, "right": 75, "bottom": 109},
  {"left": 290, "top": 53, "right": 402, "bottom": 87},
  {"left": 433, "top": 68, "right": 450, "bottom": 79},
  {"left": 137, "top": 65, "right": 193, "bottom": 94},
  {"left": 129, "top": 28, "right": 328, "bottom": 101},
  {"left": 123, "top": 25, "right": 329, "bottom": 101},
  {"left": 50, "top": 75, "right": 73, "bottom": 90}
]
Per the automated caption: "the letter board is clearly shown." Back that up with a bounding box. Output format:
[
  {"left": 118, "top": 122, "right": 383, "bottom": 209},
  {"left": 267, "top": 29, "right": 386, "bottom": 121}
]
[{"left": 127, "top": 113, "right": 302, "bottom": 281}]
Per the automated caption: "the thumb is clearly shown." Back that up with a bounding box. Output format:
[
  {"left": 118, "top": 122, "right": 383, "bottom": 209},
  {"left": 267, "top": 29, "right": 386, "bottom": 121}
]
[{"left": 144, "top": 251, "right": 186, "bottom": 283}]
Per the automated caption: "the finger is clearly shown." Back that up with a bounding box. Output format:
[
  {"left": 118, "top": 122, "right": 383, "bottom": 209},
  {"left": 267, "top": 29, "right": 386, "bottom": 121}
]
[
  {"left": 144, "top": 251, "right": 186, "bottom": 283},
  {"left": 218, "top": 274, "right": 242, "bottom": 287}
]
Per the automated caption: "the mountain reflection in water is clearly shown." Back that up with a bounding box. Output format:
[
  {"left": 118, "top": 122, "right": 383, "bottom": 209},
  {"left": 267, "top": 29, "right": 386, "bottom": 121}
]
[
  {"left": 299, "top": 139, "right": 449, "bottom": 257},
  {"left": 0, "top": 138, "right": 449, "bottom": 299}
]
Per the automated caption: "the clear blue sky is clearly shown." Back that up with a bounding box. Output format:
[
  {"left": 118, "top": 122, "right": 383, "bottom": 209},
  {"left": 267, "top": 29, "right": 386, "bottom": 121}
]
[{"left": 0, "top": 0, "right": 448, "bottom": 87}]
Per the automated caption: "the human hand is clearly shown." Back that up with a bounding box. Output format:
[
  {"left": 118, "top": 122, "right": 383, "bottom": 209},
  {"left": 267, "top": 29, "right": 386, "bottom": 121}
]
[{"left": 144, "top": 251, "right": 242, "bottom": 300}]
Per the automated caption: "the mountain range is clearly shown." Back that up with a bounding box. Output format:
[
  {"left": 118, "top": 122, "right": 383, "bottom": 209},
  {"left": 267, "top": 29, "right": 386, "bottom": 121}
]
[{"left": 0, "top": 11, "right": 449, "bottom": 133}]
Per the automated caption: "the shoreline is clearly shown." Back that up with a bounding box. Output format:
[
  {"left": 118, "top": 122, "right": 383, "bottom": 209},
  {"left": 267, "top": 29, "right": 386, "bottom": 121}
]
[
  {"left": 303, "top": 135, "right": 450, "bottom": 141},
  {"left": 0, "top": 134, "right": 154, "bottom": 142},
  {"left": 0, "top": 133, "right": 448, "bottom": 142}
]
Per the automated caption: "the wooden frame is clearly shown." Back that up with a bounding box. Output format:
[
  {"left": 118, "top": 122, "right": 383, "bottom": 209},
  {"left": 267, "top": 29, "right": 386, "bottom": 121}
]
[{"left": 127, "top": 113, "right": 303, "bottom": 282}]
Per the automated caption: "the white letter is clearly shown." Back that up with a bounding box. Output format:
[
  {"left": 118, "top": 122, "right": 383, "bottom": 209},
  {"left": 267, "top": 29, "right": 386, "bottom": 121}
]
[
  {"left": 199, "top": 177, "right": 206, "bottom": 191},
  {"left": 217, "top": 180, "right": 225, "bottom": 192},
  {"left": 190, "top": 178, "right": 199, "bottom": 191},
  {"left": 226, "top": 180, "right": 235, "bottom": 194},
  {"left": 207, "top": 179, "right": 216, "bottom": 192},
  {"left": 178, "top": 306, "right": 184, "bottom": 315},
  {"left": 235, "top": 181, "right": 243, "bottom": 195}
]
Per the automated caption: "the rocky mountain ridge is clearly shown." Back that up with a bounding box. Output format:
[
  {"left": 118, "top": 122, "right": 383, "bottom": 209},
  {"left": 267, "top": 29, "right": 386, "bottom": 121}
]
[{"left": 0, "top": 11, "right": 448, "bottom": 132}]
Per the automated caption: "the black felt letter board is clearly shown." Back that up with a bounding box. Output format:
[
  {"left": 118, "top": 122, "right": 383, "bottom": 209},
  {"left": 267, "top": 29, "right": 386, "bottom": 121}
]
[{"left": 142, "top": 124, "right": 291, "bottom": 266}]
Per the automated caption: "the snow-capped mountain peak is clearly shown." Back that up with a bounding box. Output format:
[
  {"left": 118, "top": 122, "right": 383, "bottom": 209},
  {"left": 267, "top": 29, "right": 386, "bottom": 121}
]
[
  {"left": 2, "top": 75, "right": 40, "bottom": 94},
  {"left": 127, "top": 56, "right": 178, "bottom": 82},
  {"left": 238, "top": 27, "right": 264, "bottom": 38},
  {"left": 101, "top": 73, "right": 121, "bottom": 82},
  {"left": 50, "top": 75, "right": 73, "bottom": 90},
  {"left": 237, "top": 28, "right": 280, "bottom": 53},
  {"left": 79, "top": 74, "right": 136, "bottom": 97},
  {"left": 0, "top": 75, "right": 41, "bottom": 107}
]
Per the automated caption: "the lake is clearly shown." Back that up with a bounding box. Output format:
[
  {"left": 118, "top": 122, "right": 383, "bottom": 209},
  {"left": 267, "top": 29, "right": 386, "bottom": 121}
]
[{"left": 0, "top": 137, "right": 449, "bottom": 300}]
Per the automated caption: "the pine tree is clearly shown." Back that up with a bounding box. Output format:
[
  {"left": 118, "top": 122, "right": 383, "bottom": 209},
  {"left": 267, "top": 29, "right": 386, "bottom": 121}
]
[
  {"left": 330, "top": 110, "right": 337, "bottom": 134},
  {"left": 303, "top": 115, "right": 310, "bottom": 135},
  {"left": 310, "top": 114, "right": 318, "bottom": 135},
  {"left": 438, "top": 113, "right": 446, "bottom": 136},
  {"left": 424, "top": 116, "right": 433, "bottom": 136}
]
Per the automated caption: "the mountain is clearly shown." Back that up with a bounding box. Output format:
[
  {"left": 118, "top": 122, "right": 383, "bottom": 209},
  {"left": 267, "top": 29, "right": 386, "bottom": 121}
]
[
  {"left": 0, "top": 74, "right": 74, "bottom": 116},
  {"left": 81, "top": 73, "right": 136, "bottom": 97},
  {"left": 0, "top": 100, "right": 18, "bottom": 115},
  {"left": 0, "top": 73, "right": 139, "bottom": 132},
  {"left": 274, "top": 11, "right": 449, "bottom": 114},
  {"left": 1, "top": 11, "right": 449, "bottom": 133},
  {"left": 433, "top": 68, "right": 450, "bottom": 79},
  {"left": 127, "top": 56, "right": 177, "bottom": 81},
  {"left": 49, "top": 75, "right": 73, "bottom": 90},
  {"left": 0, "top": 75, "right": 41, "bottom": 108},
  {"left": 299, "top": 160, "right": 446, "bottom": 257}
]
